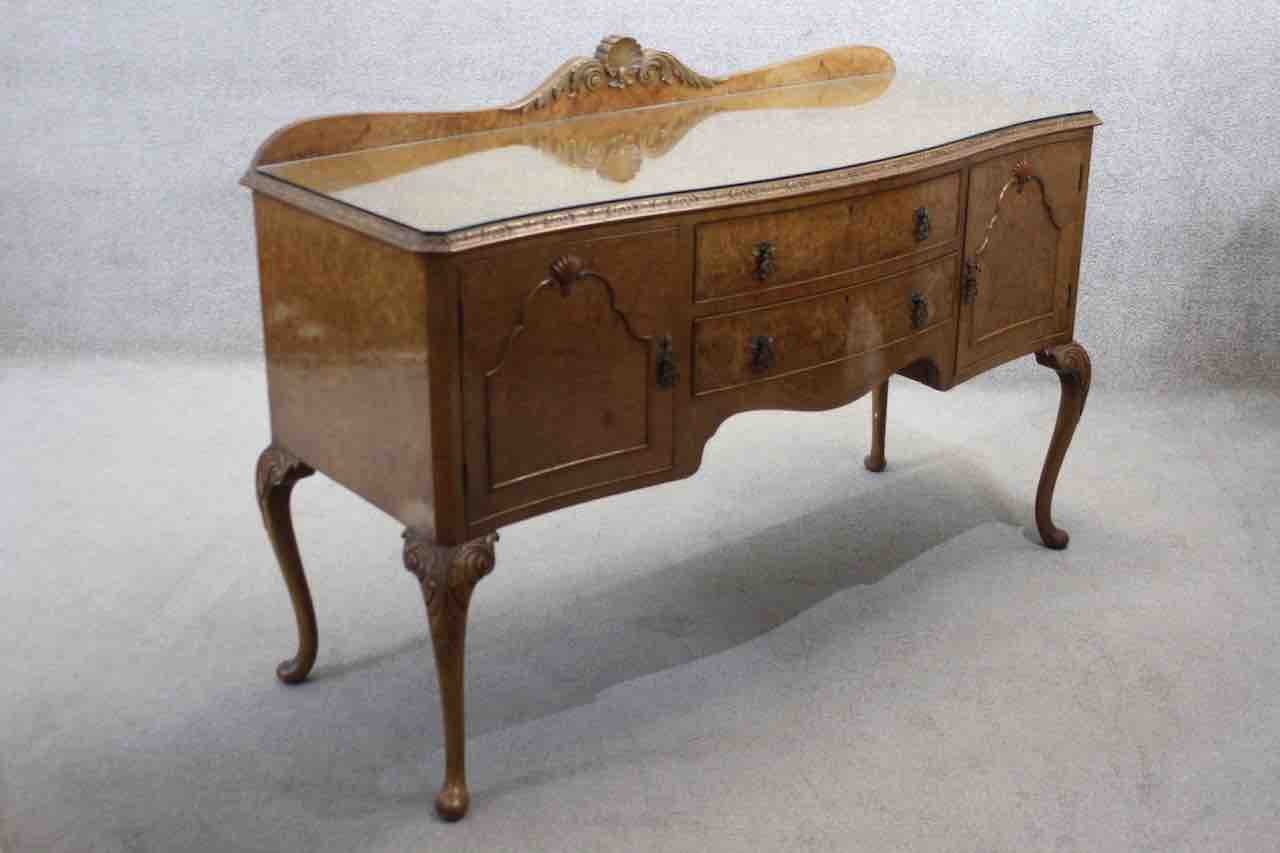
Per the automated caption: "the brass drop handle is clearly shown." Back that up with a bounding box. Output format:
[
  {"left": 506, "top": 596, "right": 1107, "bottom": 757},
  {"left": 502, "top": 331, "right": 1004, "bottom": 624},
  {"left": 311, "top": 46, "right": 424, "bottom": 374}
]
[
  {"left": 752, "top": 241, "right": 776, "bottom": 281},
  {"left": 909, "top": 291, "right": 929, "bottom": 330},
  {"left": 914, "top": 206, "right": 931, "bottom": 242},
  {"left": 656, "top": 334, "right": 678, "bottom": 388},
  {"left": 750, "top": 334, "right": 777, "bottom": 373},
  {"left": 962, "top": 259, "right": 980, "bottom": 305}
]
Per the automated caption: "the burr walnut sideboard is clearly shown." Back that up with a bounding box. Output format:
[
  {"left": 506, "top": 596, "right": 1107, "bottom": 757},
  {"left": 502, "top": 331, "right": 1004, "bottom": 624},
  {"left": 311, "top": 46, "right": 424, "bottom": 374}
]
[{"left": 243, "top": 36, "right": 1100, "bottom": 821}]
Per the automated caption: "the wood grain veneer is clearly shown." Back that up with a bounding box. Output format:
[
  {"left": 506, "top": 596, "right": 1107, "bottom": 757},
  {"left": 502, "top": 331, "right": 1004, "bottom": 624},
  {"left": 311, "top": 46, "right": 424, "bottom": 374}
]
[
  {"left": 693, "top": 255, "right": 958, "bottom": 394},
  {"left": 694, "top": 172, "right": 961, "bottom": 302},
  {"left": 245, "top": 35, "right": 1101, "bottom": 822}
]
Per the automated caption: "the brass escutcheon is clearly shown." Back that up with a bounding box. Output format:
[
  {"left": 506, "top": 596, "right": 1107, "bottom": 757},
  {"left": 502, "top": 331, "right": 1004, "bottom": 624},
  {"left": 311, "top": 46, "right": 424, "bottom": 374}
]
[{"left": 752, "top": 241, "right": 776, "bottom": 281}]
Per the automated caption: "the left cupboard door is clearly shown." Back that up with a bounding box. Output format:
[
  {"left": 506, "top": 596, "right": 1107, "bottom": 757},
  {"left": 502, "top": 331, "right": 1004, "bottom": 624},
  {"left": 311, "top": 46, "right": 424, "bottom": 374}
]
[{"left": 456, "top": 227, "right": 686, "bottom": 528}]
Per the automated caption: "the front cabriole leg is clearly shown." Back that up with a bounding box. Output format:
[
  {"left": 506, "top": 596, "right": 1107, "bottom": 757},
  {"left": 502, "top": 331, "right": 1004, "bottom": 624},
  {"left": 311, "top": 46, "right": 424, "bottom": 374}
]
[
  {"left": 256, "top": 445, "right": 317, "bottom": 684},
  {"left": 1033, "top": 342, "right": 1092, "bottom": 550},
  {"left": 403, "top": 530, "right": 499, "bottom": 821}
]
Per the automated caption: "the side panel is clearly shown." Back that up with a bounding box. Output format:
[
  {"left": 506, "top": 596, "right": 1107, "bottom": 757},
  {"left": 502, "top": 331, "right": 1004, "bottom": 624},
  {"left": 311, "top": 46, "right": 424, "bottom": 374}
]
[{"left": 253, "top": 194, "right": 438, "bottom": 531}]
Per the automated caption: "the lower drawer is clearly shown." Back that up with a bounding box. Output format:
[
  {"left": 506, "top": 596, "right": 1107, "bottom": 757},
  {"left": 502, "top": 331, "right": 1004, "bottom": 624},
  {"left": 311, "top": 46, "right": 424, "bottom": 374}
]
[{"left": 693, "top": 255, "right": 958, "bottom": 394}]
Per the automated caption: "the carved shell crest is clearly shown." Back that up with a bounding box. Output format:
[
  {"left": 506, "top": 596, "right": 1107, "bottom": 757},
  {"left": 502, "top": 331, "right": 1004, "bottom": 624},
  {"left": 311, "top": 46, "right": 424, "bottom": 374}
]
[{"left": 521, "top": 35, "right": 720, "bottom": 113}]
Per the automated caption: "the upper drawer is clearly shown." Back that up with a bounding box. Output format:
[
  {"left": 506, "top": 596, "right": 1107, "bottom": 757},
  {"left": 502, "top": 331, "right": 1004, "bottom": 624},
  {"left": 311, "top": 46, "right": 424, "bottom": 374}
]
[
  {"left": 694, "top": 172, "right": 961, "bottom": 303},
  {"left": 694, "top": 255, "right": 957, "bottom": 395}
]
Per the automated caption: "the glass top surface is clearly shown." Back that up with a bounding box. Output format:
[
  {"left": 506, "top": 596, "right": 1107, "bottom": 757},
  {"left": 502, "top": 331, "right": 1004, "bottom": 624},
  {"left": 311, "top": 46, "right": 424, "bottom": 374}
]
[{"left": 260, "top": 72, "right": 1092, "bottom": 235}]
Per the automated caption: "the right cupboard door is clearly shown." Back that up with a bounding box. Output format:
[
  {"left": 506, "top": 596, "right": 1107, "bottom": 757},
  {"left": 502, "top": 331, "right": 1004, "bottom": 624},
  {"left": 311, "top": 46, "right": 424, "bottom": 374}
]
[{"left": 957, "top": 138, "right": 1092, "bottom": 370}]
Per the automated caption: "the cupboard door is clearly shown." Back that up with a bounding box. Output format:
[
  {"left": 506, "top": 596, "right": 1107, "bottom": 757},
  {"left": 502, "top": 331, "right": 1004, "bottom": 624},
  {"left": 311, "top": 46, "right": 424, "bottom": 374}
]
[
  {"left": 458, "top": 227, "right": 684, "bottom": 524},
  {"left": 957, "top": 139, "right": 1091, "bottom": 369}
]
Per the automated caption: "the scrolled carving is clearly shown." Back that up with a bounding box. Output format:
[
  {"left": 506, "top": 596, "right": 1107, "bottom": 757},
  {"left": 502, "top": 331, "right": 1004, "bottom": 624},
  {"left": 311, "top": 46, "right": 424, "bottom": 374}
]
[
  {"left": 452, "top": 535, "right": 499, "bottom": 590},
  {"left": 255, "top": 446, "right": 314, "bottom": 503},
  {"left": 403, "top": 531, "right": 500, "bottom": 610},
  {"left": 520, "top": 35, "right": 720, "bottom": 113},
  {"left": 633, "top": 48, "right": 718, "bottom": 89},
  {"left": 1035, "top": 341, "right": 1093, "bottom": 399}
]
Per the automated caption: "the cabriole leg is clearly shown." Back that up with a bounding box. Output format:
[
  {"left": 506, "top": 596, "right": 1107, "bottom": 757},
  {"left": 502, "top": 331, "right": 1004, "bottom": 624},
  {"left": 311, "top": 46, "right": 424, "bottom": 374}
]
[
  {"left": 864, "top": 378, "right": 889, "bottom": 472},
  {"left": 403, "top": 530, "right": 499, "bottom": 821},
  {"left": 1033, "top": 342, "right": 1092, "bottom": 550},
  {"left": 256, "top": 445, "right": 318, "bottom": 684}
]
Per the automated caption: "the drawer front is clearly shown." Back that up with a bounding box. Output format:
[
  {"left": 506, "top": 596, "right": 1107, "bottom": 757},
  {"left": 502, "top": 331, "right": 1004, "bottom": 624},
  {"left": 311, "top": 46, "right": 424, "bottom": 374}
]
[
  {"left": 694, "top": 172, "right": 961, "bottom": 302},
  {"left": 694, "top": 255, "right": 957, "bottom": 394},
  {"left": 458, "top": 227, "right": 686, "bottom": 523}
]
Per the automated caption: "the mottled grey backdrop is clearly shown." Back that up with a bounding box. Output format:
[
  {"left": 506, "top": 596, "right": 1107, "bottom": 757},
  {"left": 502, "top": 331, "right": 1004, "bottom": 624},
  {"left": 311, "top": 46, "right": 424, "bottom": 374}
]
[{"left": 3, "top": 1, "right": 1277, "bottom": 387}]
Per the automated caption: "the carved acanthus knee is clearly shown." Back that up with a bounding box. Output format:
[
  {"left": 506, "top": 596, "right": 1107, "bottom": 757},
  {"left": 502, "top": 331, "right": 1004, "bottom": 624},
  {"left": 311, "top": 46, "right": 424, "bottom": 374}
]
[
  {"left": 402, "top": 530, "right": 499, "bottom": 821},
  {"left": 403, "top": 532, "right": 500, "bottom": 610}
]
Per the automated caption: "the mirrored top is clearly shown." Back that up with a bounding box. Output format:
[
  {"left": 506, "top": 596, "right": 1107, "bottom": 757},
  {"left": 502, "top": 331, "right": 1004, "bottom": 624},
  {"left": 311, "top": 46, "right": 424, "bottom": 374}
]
[{"left": 260, "top": 73, "right": 1092, "bottom": 235}]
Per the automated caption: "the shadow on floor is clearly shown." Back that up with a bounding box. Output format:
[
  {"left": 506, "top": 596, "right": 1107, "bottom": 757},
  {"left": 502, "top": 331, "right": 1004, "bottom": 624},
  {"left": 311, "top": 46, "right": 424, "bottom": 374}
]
[
  {"left": 7, "top": 393, "right": 1110, "bottom": 851},
  {"left": 233, "top": 448, "right": 1036, "bottom": 814}
]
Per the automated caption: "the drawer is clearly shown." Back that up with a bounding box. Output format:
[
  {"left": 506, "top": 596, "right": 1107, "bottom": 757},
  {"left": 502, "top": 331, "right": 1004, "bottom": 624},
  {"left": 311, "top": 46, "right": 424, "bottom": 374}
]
[
  {"left": 694, "top": 255, "right": 958, "bottom": 394},
  {"left": 694, "top": 172, "right": 961, "bottom": 303}
]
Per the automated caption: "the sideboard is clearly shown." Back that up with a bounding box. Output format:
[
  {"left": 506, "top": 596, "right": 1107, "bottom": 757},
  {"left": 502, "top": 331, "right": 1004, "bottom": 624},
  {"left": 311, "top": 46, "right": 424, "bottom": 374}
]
[{"left": 243, "top": 35, "right": 1099, "bottom": 820}]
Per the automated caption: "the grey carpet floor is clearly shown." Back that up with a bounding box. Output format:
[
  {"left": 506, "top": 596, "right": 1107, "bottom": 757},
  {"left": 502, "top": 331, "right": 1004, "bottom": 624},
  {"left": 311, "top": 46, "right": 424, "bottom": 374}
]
[{"left": 2, "top": 358, "right": 1278, "bottom": 852}]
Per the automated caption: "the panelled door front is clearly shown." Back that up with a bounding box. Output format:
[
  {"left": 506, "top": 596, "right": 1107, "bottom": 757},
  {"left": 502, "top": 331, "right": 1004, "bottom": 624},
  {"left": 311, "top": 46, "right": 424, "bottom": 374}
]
[
  {"left": 457, "top": 227, "right": 686, "bottom": 525},
  {"left": 957, "top": 139, "right": 1092, "bottom": 369}
]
